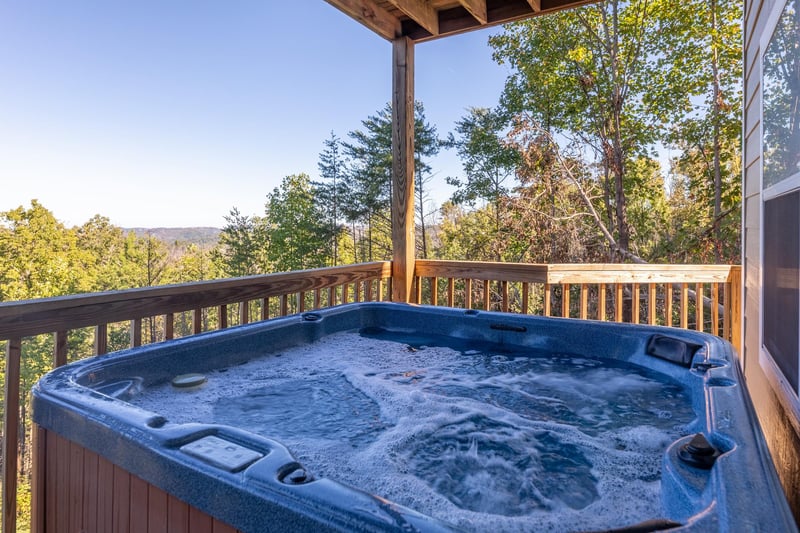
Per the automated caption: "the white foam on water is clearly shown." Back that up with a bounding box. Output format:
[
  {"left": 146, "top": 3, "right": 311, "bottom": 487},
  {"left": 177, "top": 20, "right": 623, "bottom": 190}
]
[{"left": 129, "top": 331, "right": 695, "bottom": 532}]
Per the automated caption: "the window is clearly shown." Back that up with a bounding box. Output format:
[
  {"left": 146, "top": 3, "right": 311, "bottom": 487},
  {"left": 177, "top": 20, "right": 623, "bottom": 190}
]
[{"left": 761, "top": 0, "right": 800, "bottom": 406}]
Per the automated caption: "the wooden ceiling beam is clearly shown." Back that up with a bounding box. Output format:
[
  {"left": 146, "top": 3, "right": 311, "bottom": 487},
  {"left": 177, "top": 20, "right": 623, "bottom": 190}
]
[
  {"left": 456, "top": 0, "right": 488, "bottom": 24},
  {"left": 323, "top": 0, "right": 402, "bottom": 40},
  {"left": 387, "top": 0, "right": 439, "bottom": 35}
]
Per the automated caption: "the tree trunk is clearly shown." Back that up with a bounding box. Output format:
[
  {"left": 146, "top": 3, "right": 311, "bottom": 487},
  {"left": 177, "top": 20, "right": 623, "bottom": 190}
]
[{"left": 710, "top": 0, "right": 723, "bottom": 262}]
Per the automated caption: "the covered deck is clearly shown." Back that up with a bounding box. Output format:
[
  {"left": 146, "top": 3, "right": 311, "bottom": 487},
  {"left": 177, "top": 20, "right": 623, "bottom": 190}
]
[{"left": 0, "top": 1, "right": 748, "bottom": 531}]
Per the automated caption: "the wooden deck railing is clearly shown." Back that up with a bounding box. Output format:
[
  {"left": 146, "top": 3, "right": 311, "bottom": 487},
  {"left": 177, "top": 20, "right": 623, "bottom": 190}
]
[
  {"left": 413, "top": 261, "right": 741, "bottom": 350},
  {"left": 0, "top": 260, "right": 741, "bottom": 533},
  {"left": 0, "top": 262, "right": 392, "bottom": 533}
]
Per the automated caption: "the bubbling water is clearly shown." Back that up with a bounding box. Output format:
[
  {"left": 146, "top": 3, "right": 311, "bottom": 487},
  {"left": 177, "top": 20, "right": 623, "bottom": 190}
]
[{"left": 129, "top": 329, "right": 695, "bottom": 532}]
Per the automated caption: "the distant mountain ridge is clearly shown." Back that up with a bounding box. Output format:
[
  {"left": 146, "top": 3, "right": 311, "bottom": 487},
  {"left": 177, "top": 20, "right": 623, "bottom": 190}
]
[{"left": 124, "top": 227, "right": 221, "bottom": 246}]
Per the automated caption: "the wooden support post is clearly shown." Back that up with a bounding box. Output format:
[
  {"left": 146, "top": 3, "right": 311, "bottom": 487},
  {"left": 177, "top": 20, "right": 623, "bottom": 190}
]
[
  {"left": 431, "top": 278, "right": 438, "bottom": 306},
  {"left": 391, "top": 36, "right": 416, "bottom": 303},
  {"left": 501, "top": 281, "right": 509, "bottom": 312},
  {"left": 465, "top": 279, "right": 472, "bottom": 309},
  {"left": 3, "top": 338, "right": 21, "bottom": 533},
  {"left": 562, "top": 283, "right": 571, "bottom": 318},
  {"left": 261, "top": 298, "right": 270, "bottom": 321},
  {"left": 218, "top": 304, "right": 228, "bottom": 330}
]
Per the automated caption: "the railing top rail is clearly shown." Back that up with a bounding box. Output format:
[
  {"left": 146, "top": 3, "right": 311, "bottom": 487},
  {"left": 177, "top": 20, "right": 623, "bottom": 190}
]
[
  {"left": 414, "top": 260, "right": 549, "bottom": 283},
  {"left": 546, "top": 264, "right": 739, "bottom": 284},
  {"left": 415, "top": 260, "right": 739, "bottom": 284},
  {"left": 0, "top": 261, "right": 392, "bottom": 340}
]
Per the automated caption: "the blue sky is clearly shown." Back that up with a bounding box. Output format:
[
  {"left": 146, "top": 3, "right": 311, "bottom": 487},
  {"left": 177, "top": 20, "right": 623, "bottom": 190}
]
[{"left": 0, "top": 1, "right": 511, "bottom": 228}]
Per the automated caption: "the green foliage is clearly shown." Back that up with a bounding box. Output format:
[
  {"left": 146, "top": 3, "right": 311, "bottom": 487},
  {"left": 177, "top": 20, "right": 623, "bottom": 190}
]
[
  {"left": 265, "top": 174, "right": 332, "bottom": 271},
  {"left": 213, "top": 207, "right": 269, "bottom": 277}
]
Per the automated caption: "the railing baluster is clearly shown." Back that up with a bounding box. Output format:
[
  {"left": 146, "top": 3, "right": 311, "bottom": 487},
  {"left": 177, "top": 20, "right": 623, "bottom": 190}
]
[
  {"left": 580, "top": 284, "right": 588, "bottom": 319},
  {"left": 465, "top": 279, "right": 472, "bottom": 309},
  {"left": 280, "top": 295, "right": 289, "bottom": 316},
  {"left": 598, "top": 283, "right": 606, "bottom": 321},
  {"left": 94, "top": 324, "right": 108, "bottom": 355},
  {"left": 431, "top": 278, "right": 438, "bottom": 306},
  {"left": 712, "top": 283, "right": 719, "bottom": 336},
  {"left": 354, "top": 283, "right": 361, "bottom": 303},
  {"left": 632, "top": 284, "right": 640, "bottom": 324},
  {"left": 648, "top": 283, "right": 657, "bottom": 325},
  {"left": 447, "top": 278, "right": 455, "bottom": 307},
  {"left": 377, "top": 279, "right": 384, "bottom": 302},
  {"left": 723, "top": 280, "right": 731, "bottom": 342},
  {"left": 54, "top": 330, "right": 68, "bottom": 368},
  {"left": 165, "top": 313, "right": 175, "bottom": 340},
  {"left": 501, "top": 281, "right": 509, "bottom": 313},
  {"left": 261, "top": 298, "right": 269, "bottom": 321},
  {"left": 193, "top": 308, "right": 203, "bottom": 334},
  {"left": 544, "top": 283, "right": 552, "bottom": 317},
  {"left": 482, "top": 280, "right": 490, "bottom": 310},
  {"left": 130, "top": 318, "right": 142, "bottom": 347},
  {"left": 239, "top": 303, "right": 249, "bottom": 326},
  {"left": 218, "top": 305, "right": 228, "bottom": 329},
  {"left": 522, "top": 282, "right": 530, "bottom": 314},
  {"left": 696, "top": 283, "right": 704, "bottom": 332},
  {"left": 562, "top": 283, "right": 570, "bottom": 318},
  {"left": 615, "top": 284, "right": 623, "bottom": 322},
  {"left": 327, "top": 287, "right": 335, "bottom": 307},
  {"left": 298, "top": 292, "right": 306, "bottom": 313},
  {"left": 3, "top": 337, "right": 21, "bottom": 533},
  {"left": 680, "top": 284, "right": 689, "bottom": 329},
  {"left": 665, "top": 285, "right": 673, "bottom": 327},
  {"left": 342, "top": 284, "right": 350, "bottom": 305}
]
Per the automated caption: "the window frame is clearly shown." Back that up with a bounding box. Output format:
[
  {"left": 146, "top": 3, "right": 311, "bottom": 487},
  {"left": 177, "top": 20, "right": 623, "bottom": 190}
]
[{"left": 759, "top": 0, "right": 800, "bottom": 428}]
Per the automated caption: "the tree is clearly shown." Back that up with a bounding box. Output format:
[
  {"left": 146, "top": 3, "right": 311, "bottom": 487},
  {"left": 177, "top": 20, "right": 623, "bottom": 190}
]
[
  {"left": 213, "top": 207, "right": 268, "bottom": 277},
  {"left": 265, "top": 174, "right": 332, "bottom": 271},
  {"left": 491, "top": 0, "right": 662, "bottom": 258},
  {"left": 652, "top": 0, "right": 742, "bottom": 261},
  {"left": 342, "top": 101, "right": 441, "bottom": 260},
  {"left": 445, "top": 106, "right": 520, "bottom": 258},
  {"left": 316, "top": 132, "right": 347, "bottom": 265}
]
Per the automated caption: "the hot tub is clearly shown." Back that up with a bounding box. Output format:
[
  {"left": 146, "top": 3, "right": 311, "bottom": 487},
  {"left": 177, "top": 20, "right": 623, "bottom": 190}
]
[{"left": 32, "top": 302, "right": 795, "bottom": 532}]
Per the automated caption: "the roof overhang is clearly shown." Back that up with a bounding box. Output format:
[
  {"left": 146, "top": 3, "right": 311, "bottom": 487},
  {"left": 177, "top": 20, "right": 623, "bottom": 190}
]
[{"left": 324, "top": 0, "right": 597, "bottom": 42}]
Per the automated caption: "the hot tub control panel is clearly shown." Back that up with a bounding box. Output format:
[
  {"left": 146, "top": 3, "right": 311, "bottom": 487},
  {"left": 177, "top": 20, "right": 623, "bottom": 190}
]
[{"left": 180, "top": 435, "right": 263, "bottom": 472}]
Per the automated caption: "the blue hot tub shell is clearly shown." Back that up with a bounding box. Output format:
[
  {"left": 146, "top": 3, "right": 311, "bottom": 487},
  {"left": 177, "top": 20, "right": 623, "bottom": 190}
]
[{"left": 32, "top": 302, "right": 796, "bottom": 532}]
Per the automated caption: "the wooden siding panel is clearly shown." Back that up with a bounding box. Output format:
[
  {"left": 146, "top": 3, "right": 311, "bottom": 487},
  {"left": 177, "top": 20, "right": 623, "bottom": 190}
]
[
  {"left": 129, "top": 475, "right": 149, "bottom": 533},
  {"left": 148, "top": 484, "right": 169, "bottom": 533},
  {"left": 745, "top": 121, "right": 764, "bottom": 169},
  {"left": 35, "top": 428, "right": 245, "bottom": 533},
  {"left": 113, "top": 465, "right": 131, "bottom": 533},
  {"left": 68, "top": 441, "right": 85, "bottom": 532},
  {"left": 82, "top": 448, "right": 99, "bottom": 533}
]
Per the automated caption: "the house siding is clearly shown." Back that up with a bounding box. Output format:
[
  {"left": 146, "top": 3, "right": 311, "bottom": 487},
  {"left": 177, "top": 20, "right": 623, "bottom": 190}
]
[{"left": 743, "top": 0, "right": 800, "bottom": 522}]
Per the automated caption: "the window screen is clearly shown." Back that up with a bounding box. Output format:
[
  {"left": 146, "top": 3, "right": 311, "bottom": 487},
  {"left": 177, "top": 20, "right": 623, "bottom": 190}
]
[{"left": 764, "top": 191, "right": 800, "bottom": 393}]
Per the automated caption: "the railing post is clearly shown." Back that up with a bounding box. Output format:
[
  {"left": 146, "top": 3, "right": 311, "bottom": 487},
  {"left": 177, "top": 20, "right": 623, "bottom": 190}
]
[
  {"left": 3, "top": 337, "right": 22, "bottom": 533},
  {"left": 729, "top": 266, "right": 742, "bottom": 355}
]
